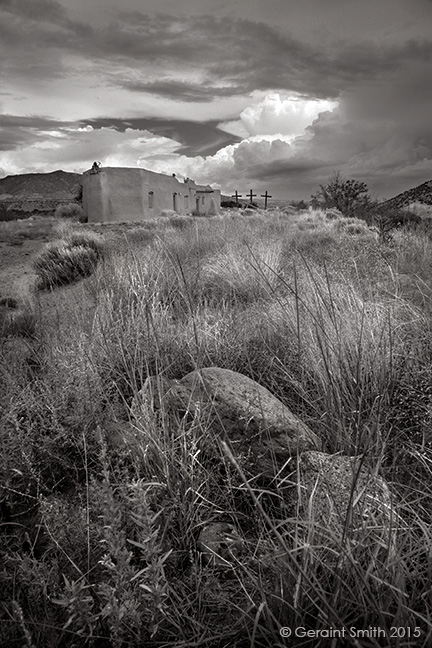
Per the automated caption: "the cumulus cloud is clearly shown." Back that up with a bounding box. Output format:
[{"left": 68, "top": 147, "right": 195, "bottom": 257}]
[
  {"left": 220, "top": 93, "right": 337, "bottom": 141},
  {"left": 0, "top": 123, "right": 181, "bottom": 176},
  {"left": 138, "top": 68, "right": 432, "bottom": 199}
]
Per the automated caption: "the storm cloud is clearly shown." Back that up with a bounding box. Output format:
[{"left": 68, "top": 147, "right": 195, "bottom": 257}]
[{"left": 1, "top": 0, "right": 432, "bottom": 198}]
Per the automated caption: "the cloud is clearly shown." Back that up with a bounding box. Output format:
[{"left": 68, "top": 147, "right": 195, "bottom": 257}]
[
  {"left": 0, "top": 114, "right": 77, "bottom": 151},
  {"left": 83, "top": 117, "right": 241, "bottom": 155},
  {"left": 1, "top": 1, "right": 432, "bottom": 198},
  {"left": 138, "top": 66, "right": 432, "bottom": 199},
  {"left": 3, "top": 2, "right": 432, "bottom": 105},
  {"left": 220, "top": 93, "right": 338, "bottom": 140},
  {"left": 0, "top": 122, "right": 182, "bottom": 176},
  {"left": 120, "top": 79, "right": 246, "bottom": 103}
]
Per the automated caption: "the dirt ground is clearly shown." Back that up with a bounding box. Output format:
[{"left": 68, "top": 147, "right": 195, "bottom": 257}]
[
  {"left": 0, "top": 238, "right": 43, "bottom": 302},
  {"left": 0, "top": 217, "right": 137, "bottom": 334}
]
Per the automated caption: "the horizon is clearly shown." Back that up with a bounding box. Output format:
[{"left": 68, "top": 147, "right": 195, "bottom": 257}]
[
  {"left": 1, "top": 0, "right": 432, "bottom": 200},
  {"left": 2, "top": 165, "right": 429, "bottom": 204}
]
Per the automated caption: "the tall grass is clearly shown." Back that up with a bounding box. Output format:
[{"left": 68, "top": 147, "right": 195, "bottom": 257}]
[{"left": 1, "top": 209, "right": 432, "bottom": 646}]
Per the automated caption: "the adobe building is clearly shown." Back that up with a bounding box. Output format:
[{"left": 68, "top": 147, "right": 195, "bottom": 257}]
[{"left": 82, "top": 166, "right": 221, "bottom": 223}]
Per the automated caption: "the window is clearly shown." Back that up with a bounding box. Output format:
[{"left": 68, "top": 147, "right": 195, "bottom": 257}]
[
  {"left": 202, "top": 196, "right": 205, "bottom": 205},
  {"left": 184, "top": 195, "right": 189, "bottom": 210},
  {"left": 148, "top": 191, "right": 154, "bottom": 208}
]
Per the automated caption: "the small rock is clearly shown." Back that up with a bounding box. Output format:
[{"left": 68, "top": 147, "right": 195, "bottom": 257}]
[{"left": 286, "top": 451, "right": 398, "bottom": 565}]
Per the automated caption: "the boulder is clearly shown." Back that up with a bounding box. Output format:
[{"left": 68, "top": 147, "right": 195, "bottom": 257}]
[
  {"left": 169, "top": 367, "right": 320, "bottom": 473},
  {"left": 131, "top": 368, "right": 320, "bottom": 474},
  {"left": 287, "top": 451, "right": 398, "bottom": 565}
]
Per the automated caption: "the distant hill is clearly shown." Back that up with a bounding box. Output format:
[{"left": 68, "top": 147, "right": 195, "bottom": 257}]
[
  {"left": 382, "top": 179, "right": 432, "bottom": 210},
  {"left": 0, "top": 170, "right": 82, "bottom": 215}
]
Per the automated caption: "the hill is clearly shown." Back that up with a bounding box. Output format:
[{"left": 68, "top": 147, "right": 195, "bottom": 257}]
[
  {"left": 0, "top": 170, "right": 82, "bottom": 215},
  {"left": 382, "top": 178, "right": 432, "bottom": 210}
]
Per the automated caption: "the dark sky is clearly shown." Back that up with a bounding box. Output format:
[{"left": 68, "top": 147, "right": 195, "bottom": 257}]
[{"left": 1, "top": 0, "right": 431, "bottom": 199}]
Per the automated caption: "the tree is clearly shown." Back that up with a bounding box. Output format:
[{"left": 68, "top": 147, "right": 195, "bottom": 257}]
[{"left": 311, "top": 172, "right": 372, "bottom": 218}]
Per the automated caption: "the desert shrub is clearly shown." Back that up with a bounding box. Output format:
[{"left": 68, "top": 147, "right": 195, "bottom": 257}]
[
  {"left": 335, "top": 217, "right": 371, "bottom": 236},
  {"left": 311, "top": 172, "right": 373, "bottom": 219},
  {"left": 62, "top": 229, "right": 105, "bottom": 256},
  {"left": 34, "top": 244, "right": 98, "bottom": 289},
  {"left": 221, "top": 199, "right": 243, "bottom": 208},
  {"left": 54, "top": 202, "right": 85, "bottom": 222},
  {"left": 33, "top": 230, "right": 105, "bottom": 289},
  {"left": 371, "top": 205, "right": 423, "bottom": 243}
]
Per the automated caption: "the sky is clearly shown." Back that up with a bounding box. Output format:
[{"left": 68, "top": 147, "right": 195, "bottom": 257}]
[{"left": 1, "top": 0, "right": 432, "bottom": 200}]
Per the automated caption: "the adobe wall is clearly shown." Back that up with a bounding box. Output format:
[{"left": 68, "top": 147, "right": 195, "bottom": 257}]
[{"left": 83, "top": 166, "right": 220, "bottom": 223}]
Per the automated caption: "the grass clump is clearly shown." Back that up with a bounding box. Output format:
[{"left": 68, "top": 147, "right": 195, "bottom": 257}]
[{"left": 33, "top": 229, "right": 105, "bottom": 289}]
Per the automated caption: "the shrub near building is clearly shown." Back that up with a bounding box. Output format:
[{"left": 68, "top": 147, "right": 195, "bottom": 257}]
[{"left": 54, "top": 202, "right": 85, "bottom": 222}]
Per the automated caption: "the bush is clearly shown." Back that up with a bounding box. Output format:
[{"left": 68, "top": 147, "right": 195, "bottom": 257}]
[
  {"left": 311, "top": 172, "right": 373, "bottom": 219},
  {"left": 221, "top": 199, "right": 242, "bottom": 208},
  {"left": 54, "top": 203, "right": 85, "bottom": 222},
  {"left": 33, "top": 230, "right": 105, "bottom": 289}
]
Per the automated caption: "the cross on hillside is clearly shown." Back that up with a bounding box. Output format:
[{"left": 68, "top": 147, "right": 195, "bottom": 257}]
[
  {"left": 261, "top": 190, "right": 272, "bottom": 209},
  {"left": 231, "top": 190, "right": 242, "bottom": 207},
  {"left": 247, "top": 189, "right": 257, "bottom": 204}
]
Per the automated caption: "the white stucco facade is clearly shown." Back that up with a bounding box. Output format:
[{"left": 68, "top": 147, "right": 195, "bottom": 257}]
[{"left": 82, "top": 166, "right": 220, "bottom": 223}]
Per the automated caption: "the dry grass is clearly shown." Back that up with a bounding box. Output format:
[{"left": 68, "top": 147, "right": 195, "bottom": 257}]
[{"left": 0, "top": 215, "right": 58, "bottom": 245}]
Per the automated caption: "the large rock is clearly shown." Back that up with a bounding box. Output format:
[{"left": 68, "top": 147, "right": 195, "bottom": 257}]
[
  {"left": 132, "top": 368, "right": 320, "bottom": 474},
  {"left": 287, "top": 451, "right": 398, "bottom": 565}
]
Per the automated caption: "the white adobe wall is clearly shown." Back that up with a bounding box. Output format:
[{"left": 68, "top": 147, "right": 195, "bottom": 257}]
[{"left": 83, "top": 167, "right": 220, "bottom": 223}]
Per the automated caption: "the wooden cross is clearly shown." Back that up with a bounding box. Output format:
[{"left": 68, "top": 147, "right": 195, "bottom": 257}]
[
  {"left": 231, "top": 190, "right": 242, "bottom": 207},
  {"left": 261, "top": 190, "right": 272, "bottom": 209},
  {"left": 248, "top": 189, "right": 257, "bottom": 205}
]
